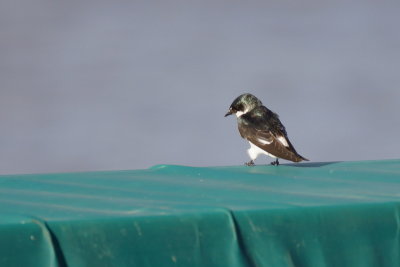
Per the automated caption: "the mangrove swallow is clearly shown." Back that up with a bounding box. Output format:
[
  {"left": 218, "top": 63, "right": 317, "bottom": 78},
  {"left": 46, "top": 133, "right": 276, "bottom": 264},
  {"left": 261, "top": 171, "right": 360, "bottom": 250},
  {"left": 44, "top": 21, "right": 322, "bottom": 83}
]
[{"left": 225, "top": 93, "right": 308, "bottom": 166}]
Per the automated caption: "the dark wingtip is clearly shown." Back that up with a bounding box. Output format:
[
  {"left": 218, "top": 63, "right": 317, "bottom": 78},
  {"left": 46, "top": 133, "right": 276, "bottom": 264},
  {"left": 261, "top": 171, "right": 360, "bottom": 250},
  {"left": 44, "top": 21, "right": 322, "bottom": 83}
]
[
  {"left": 292, "top": 155, "right": 309, "bottom": 162},
  {"left": 300, "top": 156, "right": 310, "bottom": 162}
]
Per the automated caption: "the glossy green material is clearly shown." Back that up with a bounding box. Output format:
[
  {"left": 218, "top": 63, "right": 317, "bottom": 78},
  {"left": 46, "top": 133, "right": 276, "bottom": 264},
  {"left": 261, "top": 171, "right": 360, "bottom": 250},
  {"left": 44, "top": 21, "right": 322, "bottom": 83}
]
[{"left": 1, "top": 160, "right": 400, "bottom": 266}]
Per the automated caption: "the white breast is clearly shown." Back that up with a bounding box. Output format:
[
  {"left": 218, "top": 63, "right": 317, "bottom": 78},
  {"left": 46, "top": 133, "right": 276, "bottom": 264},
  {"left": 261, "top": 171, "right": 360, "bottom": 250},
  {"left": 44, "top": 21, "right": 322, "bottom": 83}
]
[{"left": 247, "top": 141, "right": 277, "bottom": 160}]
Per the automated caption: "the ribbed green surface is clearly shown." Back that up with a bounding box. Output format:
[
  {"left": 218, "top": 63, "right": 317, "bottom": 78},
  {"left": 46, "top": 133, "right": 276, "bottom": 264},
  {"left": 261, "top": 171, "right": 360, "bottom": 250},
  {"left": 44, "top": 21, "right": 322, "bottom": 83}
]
[{"left": 1, "top": 160, "right": 400, "bottom": 266}]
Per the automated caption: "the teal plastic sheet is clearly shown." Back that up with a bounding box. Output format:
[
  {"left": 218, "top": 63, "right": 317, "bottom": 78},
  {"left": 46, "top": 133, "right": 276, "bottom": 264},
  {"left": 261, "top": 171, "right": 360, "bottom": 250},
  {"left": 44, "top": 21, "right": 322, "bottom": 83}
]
[{"left": 1, "top": 160, "right": 400, "bottom": 266}]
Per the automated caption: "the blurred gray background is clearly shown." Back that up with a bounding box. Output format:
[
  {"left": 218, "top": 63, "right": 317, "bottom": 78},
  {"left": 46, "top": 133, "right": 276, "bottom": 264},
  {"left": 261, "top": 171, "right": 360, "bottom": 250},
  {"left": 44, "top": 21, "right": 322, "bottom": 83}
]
[{"left": 1, "top": 1, "right": 399, "bottom": 174}]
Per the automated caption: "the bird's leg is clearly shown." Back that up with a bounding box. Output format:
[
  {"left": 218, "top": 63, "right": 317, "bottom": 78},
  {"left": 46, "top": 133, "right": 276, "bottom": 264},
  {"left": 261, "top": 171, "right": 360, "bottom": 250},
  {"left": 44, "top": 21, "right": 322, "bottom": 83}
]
[
  {"left": 270, "top": 159, "right": 279, "bottom": 166},
  {"left": 245, "top": 160, "right": 255, "bottom": 166}
]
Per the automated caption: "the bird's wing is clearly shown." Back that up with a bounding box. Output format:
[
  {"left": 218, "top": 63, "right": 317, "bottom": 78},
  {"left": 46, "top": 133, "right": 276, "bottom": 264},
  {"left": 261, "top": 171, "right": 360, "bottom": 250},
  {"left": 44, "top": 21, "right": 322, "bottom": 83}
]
[{"left": 239, "top": 106, "right": 306, "bottom": 162}]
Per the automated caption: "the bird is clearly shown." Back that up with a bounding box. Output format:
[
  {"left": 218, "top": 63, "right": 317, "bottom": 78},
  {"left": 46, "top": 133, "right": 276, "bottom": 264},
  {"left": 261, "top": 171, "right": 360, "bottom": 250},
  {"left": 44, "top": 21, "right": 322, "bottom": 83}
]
[{"left": 225, "top": 93, "right": 308, "bottom": 166}]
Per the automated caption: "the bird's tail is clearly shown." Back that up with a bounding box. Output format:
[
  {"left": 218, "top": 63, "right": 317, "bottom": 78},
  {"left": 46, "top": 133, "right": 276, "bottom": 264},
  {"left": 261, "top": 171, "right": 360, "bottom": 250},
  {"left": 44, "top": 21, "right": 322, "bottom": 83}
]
[{"left": 294, "top": 154, "right": 309, "bottom": 162}]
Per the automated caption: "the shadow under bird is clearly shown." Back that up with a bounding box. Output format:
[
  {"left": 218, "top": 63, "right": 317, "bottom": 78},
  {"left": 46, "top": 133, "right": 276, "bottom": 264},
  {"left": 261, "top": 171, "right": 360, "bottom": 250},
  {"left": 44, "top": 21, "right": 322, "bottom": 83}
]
[{"left": 225, "top": 93, "right": 309, "bottom": 166}]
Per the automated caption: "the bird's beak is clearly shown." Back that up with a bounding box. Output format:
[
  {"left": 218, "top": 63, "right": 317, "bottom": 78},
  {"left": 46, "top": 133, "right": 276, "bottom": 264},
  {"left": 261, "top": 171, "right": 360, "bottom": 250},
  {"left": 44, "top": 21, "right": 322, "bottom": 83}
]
[{"left": 224, "top": 109, "right": 234, "bottom": 117}]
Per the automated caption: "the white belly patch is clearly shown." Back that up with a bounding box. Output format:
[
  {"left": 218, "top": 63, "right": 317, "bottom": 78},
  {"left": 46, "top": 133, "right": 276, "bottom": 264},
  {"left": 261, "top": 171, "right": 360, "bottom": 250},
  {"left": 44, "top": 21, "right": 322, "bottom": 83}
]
[{"left": 247, "top": 141, "right": 276, "bottom": 160}]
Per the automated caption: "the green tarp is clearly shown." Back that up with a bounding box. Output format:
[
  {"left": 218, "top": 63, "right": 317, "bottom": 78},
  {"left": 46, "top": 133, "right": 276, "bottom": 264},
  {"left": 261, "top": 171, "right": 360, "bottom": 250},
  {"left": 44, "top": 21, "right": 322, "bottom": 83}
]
[{"left": 1, "top": 160, "right": 400, "bottom": 266}]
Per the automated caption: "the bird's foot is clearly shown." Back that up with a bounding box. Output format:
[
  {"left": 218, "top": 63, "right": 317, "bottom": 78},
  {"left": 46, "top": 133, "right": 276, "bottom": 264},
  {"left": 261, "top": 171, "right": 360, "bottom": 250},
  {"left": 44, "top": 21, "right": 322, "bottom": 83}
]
[
  {"left": 245, "top": 160, "right": 255, "bottom": 166},
  {"left": 270, "top": 159, "right": 280, "bottom": 166}
]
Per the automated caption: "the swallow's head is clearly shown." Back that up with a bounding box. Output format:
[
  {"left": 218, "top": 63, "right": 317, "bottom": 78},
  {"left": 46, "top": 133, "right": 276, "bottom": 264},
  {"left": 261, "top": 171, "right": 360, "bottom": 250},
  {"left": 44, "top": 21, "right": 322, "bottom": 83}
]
[{"left": 224, "top": 93, "right": 262, "bottom": 117}]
